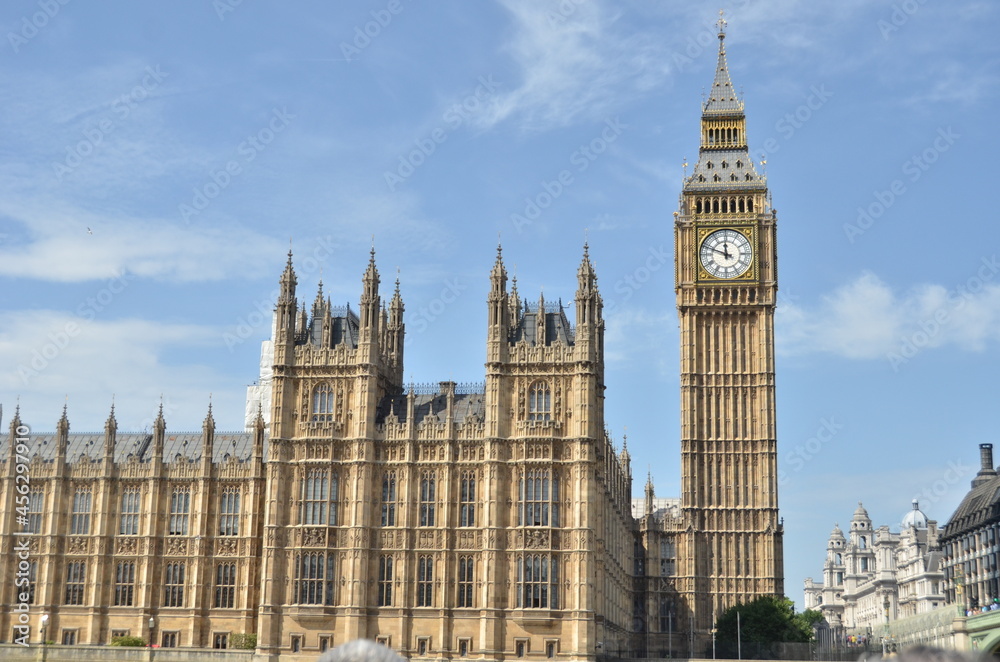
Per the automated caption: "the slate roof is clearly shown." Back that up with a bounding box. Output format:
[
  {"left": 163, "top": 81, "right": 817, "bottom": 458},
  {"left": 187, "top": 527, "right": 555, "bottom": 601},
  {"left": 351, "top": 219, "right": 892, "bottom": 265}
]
[
  {"left": 941, "top": 473, "right": 1000, "bottom": 540},
  {"left": 510, "top": 302, "right": 574, "bottom": 346},
  {"left": 0, "top": 431, "right": 261, "bottom": 464},
  {"left": 376, "top": 390, "right": 485, "bottom": 426},
  {"left": 703, "top": 33, "right": 743, "bottom": 116},
  {"left": 685, "top": 149, "right": 765, "bottom": 192}
]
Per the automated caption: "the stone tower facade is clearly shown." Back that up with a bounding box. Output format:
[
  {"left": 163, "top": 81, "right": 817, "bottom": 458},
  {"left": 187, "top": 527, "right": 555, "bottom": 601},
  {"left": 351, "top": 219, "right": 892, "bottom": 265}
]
[{"left": 672, "top": 18, "right": 784, "bottom": 635}]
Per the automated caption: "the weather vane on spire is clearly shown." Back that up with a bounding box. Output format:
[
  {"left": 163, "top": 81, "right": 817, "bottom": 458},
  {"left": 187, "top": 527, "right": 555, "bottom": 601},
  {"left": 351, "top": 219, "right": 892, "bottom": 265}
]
[{"left": 717, "top": 9, "right": 727, "bottom": 35}]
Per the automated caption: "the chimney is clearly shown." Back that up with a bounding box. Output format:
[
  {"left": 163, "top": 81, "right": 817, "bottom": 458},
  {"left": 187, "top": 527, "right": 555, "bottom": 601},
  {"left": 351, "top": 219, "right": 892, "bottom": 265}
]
[{"left": 972, "top": 443, "right": 997, "bottom": 488}]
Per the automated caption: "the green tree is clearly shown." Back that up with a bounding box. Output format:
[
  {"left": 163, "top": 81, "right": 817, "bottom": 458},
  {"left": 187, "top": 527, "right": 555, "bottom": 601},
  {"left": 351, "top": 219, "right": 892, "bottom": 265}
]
[
  {"left": 714, "top": 596, "right": 820, "bottom": 657},
  {"left": 110, "top": 635, "right": 147, "bottom": 647}
]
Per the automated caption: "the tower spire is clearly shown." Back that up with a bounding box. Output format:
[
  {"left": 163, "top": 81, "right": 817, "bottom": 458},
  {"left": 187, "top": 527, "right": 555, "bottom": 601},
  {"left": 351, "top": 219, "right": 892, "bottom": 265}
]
[{"left": 704, "top": 10, "right": 742, "bottom": 116}]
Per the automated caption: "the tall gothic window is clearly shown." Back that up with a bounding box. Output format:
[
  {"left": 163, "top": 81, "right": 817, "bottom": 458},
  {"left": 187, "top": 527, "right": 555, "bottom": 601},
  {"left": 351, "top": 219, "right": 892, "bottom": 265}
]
[
  {"left": 459, "top": 471, "right": 476, "bottom": 527},
  {"left": 114, "top": 562, "right": 135, "bottom": 607},
  {"left": 300, "top": 469, "right": 338, "bottom": 526},
  {"left": 457, "top": 556, "right": 475, "bottom": 608},
  {"left": 516, "top": 554, "right": 558, "bottom": 609},
  {"left": 312, "top": 384, "right": 334, "bottom": 422},
  {"left": 163, "top": 563, "right": 185, "bottom": 607},
  {"left": 25, "top": 490, "right": 44, "bottom": 534},
  {"left": 528, "top": 381, "right": 551, "bottom": 421},
  {"left": 168, "top": 488, "right": 190, "bottom": 536},
  {"left": 219, "top": 486, "right": 240, "bottom": 536},
  {"left": 660, "top": 540, "right": 676, "bottom": 577},
  {"left": 381, "top": 472, "right": 397, "bottom": 526},
  {"left": 416, "top": 556, "right": 434, "bottom": 607},
  {"left": 377, "top": 555, "right": 394, "bottom": 606},
  {"left": 70, "top": 489, "right": 91, "bottom": 535},
  {"left": 294, "top": 553, "right": 335, "bottom": 606},
  {"left": 518, "top": 470, "right": 560, "bottom": 527},
  {"left": 419, "top": 472, "right": 436, "bottom": 527},
  {"left": 119, "top": 486, "right": 141, "bottom": 535},
  {"left": 215, "top": 563, "right": 237, "bottom": 608},
  {"left": 65, "top": 562, "right": 86, "bottom": 605}
]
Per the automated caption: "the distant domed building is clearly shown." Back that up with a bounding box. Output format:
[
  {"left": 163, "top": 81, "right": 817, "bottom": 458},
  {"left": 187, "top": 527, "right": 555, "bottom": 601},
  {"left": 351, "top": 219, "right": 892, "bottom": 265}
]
[{"left": 804, "top": 499, "right": 946, "bottom": 647}]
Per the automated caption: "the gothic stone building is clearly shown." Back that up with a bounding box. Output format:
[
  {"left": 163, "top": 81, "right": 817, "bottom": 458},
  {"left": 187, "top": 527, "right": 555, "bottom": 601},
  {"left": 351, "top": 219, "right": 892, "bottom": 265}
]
[{"left": 0, "top": 23, "right": 782, "bottom": 662}]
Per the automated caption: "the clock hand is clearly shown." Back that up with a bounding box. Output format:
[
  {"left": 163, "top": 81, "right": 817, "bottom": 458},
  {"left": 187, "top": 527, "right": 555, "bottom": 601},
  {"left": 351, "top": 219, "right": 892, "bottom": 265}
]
[
  {"left": 722, "top": 242, "right": 732, "bottom": 260},
  {"left": 712, "top": 247, "right": 730, "bottom": 258}
]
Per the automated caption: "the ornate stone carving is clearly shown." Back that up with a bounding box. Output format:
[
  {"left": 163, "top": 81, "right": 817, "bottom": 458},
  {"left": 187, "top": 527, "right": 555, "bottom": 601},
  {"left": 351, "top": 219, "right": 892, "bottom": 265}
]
[
  {"left": 302, "top": 528, "right": 326, "bottom": 547},
  {"left": 166, "top": 538, "right": 188, "bottom": 555},
  {"left": 217, "top": 538, "right": 238, "bottom": 556},
  {"left": 115, "top": 538, "right": 137, "bottom": 555},
  {"left": 67, "top": 536, "right": 89, "bottom": 554}
]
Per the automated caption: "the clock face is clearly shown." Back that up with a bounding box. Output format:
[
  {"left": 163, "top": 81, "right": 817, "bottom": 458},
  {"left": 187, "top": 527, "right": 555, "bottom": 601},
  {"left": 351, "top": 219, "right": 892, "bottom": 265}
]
[{"left": 700, "top": 229, "right": 753, "bottom": 279}]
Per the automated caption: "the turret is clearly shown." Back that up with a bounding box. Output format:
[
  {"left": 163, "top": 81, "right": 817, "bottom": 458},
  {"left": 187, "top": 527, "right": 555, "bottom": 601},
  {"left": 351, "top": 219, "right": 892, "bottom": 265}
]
[
  {"left": 275, "top": 250, "right": 298, "bottom": 358},
  {"left": 103, "top": 402, "right": 117, "bottom": 464},
  {"left": 201, "top": 400, "right": 215, "bottom": 470},
  {"left": 487, "top": 245, "right": 510, "bottom": 364},
  {"left": 574, "top": 242, "right": 603, "bottom": 356},
  {"left": 56, "top": 403, "right": 69, "bottom": 464},
  {"left": 152, "top": 401, "right": 166, "bottom": 468},
  {"left": 388, "top": 276, "right": 405, "bottom": 371},
  {"left": 643, "top": 472, "right": 654, "bottom": 517},
  {"left": 360, "top": 247, "right": 381, "bottom": 334}
]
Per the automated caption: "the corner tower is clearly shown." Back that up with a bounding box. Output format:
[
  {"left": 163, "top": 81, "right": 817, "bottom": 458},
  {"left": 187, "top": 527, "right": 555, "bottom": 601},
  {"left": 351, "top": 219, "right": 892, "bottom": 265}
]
[{"left": 674, "top": 15, "right": 784, "bottom": 636}]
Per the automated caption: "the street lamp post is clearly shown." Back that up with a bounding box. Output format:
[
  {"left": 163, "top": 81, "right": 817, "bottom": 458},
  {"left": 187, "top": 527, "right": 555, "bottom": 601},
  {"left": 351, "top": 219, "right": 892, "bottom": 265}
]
[
  {"left": 40, "top": 614, "right": 49, "bottom": 662},
  {"left": 883, "top": 596, "right": 891, "bottom": 656},
  {"left": 148, "top": 617, "right": 155, "bottom": 661}
]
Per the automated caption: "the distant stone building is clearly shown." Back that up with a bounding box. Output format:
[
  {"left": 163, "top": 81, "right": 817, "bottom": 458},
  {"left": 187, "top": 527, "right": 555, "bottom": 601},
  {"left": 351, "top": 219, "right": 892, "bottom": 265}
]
[{"left": 804, "top": 501, "right": 945, "bottom": 646}]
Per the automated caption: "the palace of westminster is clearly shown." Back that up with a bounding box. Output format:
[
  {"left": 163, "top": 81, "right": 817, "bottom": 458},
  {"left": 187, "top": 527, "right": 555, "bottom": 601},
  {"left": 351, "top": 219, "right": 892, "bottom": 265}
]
[{"left": 0, "top": 25, "right": 787, "bottom": 661}]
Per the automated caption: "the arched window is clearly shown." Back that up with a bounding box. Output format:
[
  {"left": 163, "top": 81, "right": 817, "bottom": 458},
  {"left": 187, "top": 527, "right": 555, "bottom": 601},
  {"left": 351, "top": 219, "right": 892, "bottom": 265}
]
[
  {"left": 528, "top": 382, "right": 551, "bottom": 422},
  {"left": 419, "top": 472, "right": 436, "bottom": 526},
  {"left": 519, "top": 469, "right": 560, "bottom": 526},
  {"left": 312, "top": 383, "right": 334, "bottom": 422},
  {"left": 417, "top": 556, "right": 434, "bottom": 607},
  {"left": 516, "top": 554, "right": 558, "bottom": 609},
  {"left": 457, "top": 556, "right": 475, "bottom": 608},
  {"left": 300, "top": 469, "right": 338, "bottom": 526},
  {"left": 459, "top": 471, "right": 476, "bottom": 527},
  {"left": 377, "top": 555, "right": 393, "bottom": 606},
  {"left": 381, "top": 472, "right": 397, "bottom": 526}
]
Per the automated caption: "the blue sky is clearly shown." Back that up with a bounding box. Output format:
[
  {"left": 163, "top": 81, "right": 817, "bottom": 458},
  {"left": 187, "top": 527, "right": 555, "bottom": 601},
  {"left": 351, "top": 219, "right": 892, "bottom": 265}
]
[{"left": 1, "top": 0, "right": 998, "bottom": 609}]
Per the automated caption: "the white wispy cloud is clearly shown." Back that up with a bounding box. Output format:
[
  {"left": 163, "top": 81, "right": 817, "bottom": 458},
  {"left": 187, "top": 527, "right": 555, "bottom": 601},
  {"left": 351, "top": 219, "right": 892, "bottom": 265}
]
[
  {"left": 778, "top": 269, "right": 1000, "bottom": 360},
  {"left": 0, "top": 198, "right": 282, "bottom": 282},
  {"left": 474, "top": 0, "right": 671, "bottom": 131},
  {"left": 0, "top": 310, "right": 245, "bottom": 431}
]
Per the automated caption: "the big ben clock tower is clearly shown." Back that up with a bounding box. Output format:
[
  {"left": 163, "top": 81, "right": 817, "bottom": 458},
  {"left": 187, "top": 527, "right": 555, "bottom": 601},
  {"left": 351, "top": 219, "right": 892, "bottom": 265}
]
[{"left": 675, "top": 15, "right": 784, "bottom": 636}]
